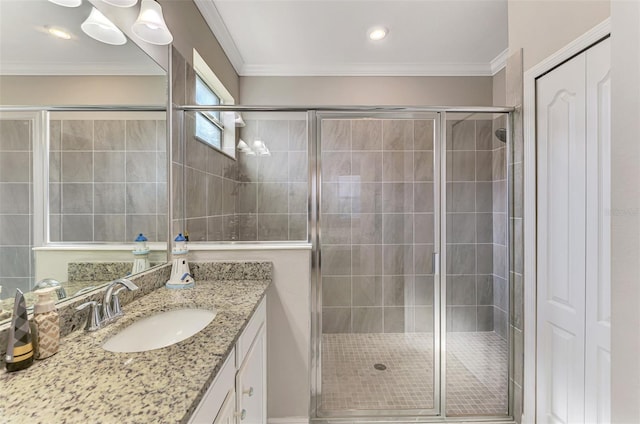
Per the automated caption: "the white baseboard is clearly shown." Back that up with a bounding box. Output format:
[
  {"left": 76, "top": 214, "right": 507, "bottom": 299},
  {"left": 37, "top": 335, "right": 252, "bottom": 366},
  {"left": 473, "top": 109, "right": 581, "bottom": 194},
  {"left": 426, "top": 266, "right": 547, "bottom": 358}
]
[{"left": 268, "top": 417, "right": 309, "bottom": 424}]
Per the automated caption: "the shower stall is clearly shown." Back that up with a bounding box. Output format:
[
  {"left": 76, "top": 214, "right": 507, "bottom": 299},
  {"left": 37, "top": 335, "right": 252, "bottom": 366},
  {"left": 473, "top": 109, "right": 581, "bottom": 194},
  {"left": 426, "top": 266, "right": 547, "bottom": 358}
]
[
  {"left": 311, "top": 108, "right": 512, "bottom": 421},
  {"left": 176, "top": 104, "right": 513, "bottom": 422}
]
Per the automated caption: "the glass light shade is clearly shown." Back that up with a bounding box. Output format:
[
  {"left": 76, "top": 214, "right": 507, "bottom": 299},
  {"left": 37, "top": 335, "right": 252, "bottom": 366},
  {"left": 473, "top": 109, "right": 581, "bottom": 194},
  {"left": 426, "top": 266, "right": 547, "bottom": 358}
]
[
  {"left": 237, "top": 139, "right": 251, "bottom": 151},
  {"left": 102, "top": 0, "right": 137, "bottom": 7},
  {"left": 235, "top": 112, "right": 246, "bottom": 127},
  {"left": 131, "top": 0, "right": 173, "bottom": 45},
  {"left": 48, "top": 0, "right": 82, "bottom": 7},
  {"left": 81, "top": 7, "right": 127, "bottom": 45}
]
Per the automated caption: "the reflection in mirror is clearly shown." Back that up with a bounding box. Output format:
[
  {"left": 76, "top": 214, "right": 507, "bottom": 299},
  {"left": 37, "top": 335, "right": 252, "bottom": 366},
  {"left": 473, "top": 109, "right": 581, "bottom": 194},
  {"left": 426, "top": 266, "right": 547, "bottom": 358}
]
[{"left": 0, "top": 0, "right": 168, "bottom": 323}]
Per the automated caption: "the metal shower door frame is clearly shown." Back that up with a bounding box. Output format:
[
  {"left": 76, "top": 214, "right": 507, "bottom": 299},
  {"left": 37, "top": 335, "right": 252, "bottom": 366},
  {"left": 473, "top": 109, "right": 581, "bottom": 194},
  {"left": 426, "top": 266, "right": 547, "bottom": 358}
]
[{"left": 310, "top": 107, "right": 515, "bottom": 423}]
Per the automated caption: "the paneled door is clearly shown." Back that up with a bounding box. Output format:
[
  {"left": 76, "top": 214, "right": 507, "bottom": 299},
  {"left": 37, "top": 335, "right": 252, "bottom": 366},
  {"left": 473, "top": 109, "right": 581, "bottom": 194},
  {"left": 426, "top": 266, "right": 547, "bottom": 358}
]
[{"left": 536, "top": 38, "right": 611, "bottom": 423}]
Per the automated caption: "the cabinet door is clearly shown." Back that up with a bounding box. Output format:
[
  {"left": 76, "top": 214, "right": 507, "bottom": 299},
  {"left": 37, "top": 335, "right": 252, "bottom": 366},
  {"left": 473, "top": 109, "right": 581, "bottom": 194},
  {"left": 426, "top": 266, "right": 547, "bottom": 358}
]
[
  {"left": 236, "top": 324, "right": 266, "bottom": 424},
  {"left": 214, "top": 389, "right": 236, "bottom": 424}
]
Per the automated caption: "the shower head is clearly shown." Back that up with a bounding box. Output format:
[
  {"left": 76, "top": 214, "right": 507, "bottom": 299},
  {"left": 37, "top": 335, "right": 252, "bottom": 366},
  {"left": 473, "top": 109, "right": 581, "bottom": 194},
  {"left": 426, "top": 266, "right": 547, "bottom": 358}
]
[{"left": 495, "top": 128, "right": 507, "bottom": 143}]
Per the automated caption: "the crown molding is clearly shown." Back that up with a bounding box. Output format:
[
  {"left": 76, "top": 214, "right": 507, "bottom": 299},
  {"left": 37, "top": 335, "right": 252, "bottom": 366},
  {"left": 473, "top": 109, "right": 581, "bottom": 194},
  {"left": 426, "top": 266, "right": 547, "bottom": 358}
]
[
  {"left": 490, "top": 48, "right": 509, "bottom": 75},
  {"left": 194, "top": 0, "right": 245, "bottom": 74},
  {"left": 0, "top": 61, "right": 165, "bottom": 76},
  {"left": 240, "top": 62, "right": 497, "bottom": 77}
]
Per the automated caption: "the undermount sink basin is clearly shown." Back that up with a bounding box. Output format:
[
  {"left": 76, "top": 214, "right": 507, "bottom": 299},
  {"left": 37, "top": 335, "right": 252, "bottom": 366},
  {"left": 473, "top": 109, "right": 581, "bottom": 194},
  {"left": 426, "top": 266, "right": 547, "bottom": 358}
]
[{"left": 102, "top": 308, "right": 217, "bottom": 353}]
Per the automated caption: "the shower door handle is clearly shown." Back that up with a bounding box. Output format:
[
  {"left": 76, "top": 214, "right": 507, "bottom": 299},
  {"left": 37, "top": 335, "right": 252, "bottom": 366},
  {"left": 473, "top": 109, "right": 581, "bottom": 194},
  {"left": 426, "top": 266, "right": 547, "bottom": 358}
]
[{"left": 433, "top": 252, "right": 440, "bottom": 275}]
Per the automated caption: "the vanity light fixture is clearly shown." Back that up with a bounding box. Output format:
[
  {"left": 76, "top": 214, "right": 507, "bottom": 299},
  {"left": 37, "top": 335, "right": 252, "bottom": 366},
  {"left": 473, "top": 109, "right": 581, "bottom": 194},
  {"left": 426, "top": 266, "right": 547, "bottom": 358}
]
[
  {"left": 46, "top": 26, "right": 72, "bottom": 40},
  {"left": 48, "top": 0, "right": 82, "bottom": 7},
  {"left": 252, "top": 139, "right": 271, "bottom": 156},
  {"left": 368, "top": 26, "right": 388, "bottom": 41},
  {"left": 131, "top": 0, "right": 173, "bottom": 45},
  {"left": 237, "top": 139, "right": 270, "bottom": 156},
  {"left": 237, "top": 139, "right": 251, "bottom": 152},
  {"left": 102, "top": 0, "right": 138, "bottom": 7},
  {"left": 81, "top": 7, "right": 127, "bottom": 45}
]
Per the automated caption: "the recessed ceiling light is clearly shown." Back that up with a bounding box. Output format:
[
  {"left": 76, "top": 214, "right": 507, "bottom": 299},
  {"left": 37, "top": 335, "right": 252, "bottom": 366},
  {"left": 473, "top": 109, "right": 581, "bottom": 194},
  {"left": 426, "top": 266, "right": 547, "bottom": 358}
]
[
  {"left": 368, "top": 26, "right": 388, "bottom": 41},
  {"left": 47, "top": 27, "right": 72, "bottom": 40}
]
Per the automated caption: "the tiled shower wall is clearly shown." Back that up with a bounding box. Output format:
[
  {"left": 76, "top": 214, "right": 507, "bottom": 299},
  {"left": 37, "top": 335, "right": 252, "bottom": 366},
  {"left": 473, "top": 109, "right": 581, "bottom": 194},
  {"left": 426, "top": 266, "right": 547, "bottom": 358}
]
[
  {"left": 182, "top": 116, "right": 309, "bottom": 242},
  {"left": 235, "top": 118, "right": 308, "bottom": 241},
  {"left": 319, "top": 117, "right": 508, "bottom": 335},
  {"left": 445, "top": 118, "right": 507, "bottom": 335},
  {"left": 49, "top": 118, "right": 167, "bottom": 243},
  {"left": 321, "top": 119, "right": 437, "bottom": 334},
  {"left": 0, "top": 119, "right": 34, "bottom": 295},
  {"left": 172, "top": 46, "right": 308, "bottom": 242}
]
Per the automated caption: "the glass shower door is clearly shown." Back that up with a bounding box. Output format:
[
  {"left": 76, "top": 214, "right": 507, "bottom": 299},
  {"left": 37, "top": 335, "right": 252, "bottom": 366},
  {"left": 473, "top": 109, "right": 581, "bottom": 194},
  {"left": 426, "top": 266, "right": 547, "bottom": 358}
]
[
  {"left": 317, "top": 113, "right": 440, "bottom": 416},
  {"left": 443, "top": 112, "right": 510, "bottom": 417}
]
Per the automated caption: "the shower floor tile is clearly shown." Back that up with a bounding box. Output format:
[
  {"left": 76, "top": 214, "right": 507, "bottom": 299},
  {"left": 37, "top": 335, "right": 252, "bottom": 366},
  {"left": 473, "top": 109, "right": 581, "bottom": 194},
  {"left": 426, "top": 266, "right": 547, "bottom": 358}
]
[{"left": 320, "top": 332, "right": 508, "bottom": 416}]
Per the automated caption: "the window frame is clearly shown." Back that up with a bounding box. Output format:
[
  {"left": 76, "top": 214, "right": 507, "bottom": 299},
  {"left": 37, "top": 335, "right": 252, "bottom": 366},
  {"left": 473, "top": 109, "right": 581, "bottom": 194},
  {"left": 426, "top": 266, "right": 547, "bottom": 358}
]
[{"left": 194, "top": 74, "right": 225, "bottom": 151}]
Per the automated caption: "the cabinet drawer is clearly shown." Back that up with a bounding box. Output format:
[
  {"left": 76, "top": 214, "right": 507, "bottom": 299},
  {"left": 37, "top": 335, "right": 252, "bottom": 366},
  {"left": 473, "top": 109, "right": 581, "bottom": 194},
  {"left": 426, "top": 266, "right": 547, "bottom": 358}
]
[
  {"left": 236, "top": 297, "right": 266, "bottom": 366},
  {"left": 189, "top": 347, "right": 236, "bottom": 424}
]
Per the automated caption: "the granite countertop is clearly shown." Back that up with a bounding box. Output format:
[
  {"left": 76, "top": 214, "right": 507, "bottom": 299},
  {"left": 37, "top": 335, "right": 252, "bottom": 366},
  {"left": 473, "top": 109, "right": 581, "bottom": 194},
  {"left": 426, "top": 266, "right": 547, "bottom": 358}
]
[{"left": 0, "top": 278, "right": 271, "bottom": 424}]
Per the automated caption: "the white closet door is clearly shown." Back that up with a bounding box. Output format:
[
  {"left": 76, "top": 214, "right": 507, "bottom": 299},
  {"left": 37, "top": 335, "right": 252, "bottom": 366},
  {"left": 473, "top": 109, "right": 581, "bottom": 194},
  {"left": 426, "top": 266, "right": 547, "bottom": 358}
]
[
  {"left": 585, "top": 38, "right": 611, "bottom": 424},
  {"left": 536, "top": 52, "right": 587, "bottom": 424}
]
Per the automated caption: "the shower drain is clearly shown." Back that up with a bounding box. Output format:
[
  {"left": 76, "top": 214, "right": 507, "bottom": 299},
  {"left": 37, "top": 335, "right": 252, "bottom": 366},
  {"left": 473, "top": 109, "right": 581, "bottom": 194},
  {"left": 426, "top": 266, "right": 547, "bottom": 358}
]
[{"left": 373, "top": 363, "right": 387, "bottom": 371}]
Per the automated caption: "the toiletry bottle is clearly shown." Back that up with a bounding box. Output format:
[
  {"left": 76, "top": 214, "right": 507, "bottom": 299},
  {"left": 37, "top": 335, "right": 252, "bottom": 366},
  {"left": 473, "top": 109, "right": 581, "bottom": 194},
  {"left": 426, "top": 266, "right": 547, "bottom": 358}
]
[
  {"left": 5, "top": 289, "right": 34, "bottom": 372},
  {"left": 31, "top": 287, "right": 60, "bottom": 360}
]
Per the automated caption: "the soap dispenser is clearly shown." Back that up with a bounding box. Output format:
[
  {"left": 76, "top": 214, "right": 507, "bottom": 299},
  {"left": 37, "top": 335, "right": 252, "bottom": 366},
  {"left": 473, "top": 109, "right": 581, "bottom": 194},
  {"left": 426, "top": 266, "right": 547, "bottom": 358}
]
[{"left": 31, "top": 287, "right": 60, "bottom": 360}]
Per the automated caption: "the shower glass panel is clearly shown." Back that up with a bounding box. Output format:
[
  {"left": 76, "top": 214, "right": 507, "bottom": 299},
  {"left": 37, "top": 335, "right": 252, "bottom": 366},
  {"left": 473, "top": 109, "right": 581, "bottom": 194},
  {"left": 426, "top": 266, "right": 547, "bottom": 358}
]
[
  {"left": 318, "top": 113, "right": 440, "bottom": 416},
  {"left": 444, "top": 112, "right": 509, "bottom": 417},
  {"left": 179, "top": 110, "right": 308, "bottom": 242}
]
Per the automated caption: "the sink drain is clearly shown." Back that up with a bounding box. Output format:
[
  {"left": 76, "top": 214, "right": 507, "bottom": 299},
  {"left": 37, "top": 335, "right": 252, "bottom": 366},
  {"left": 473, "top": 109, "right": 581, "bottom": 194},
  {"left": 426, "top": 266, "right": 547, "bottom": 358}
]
[{"left": 373, "top": 363, "right": 387, "bottom": 371}]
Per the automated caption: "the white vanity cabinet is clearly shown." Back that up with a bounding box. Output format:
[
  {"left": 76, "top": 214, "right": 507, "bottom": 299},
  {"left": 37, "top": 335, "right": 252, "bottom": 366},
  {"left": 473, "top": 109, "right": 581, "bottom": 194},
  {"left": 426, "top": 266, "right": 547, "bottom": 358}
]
[{"left": 189, "top": 297, "right": 267, "bottom": 424}]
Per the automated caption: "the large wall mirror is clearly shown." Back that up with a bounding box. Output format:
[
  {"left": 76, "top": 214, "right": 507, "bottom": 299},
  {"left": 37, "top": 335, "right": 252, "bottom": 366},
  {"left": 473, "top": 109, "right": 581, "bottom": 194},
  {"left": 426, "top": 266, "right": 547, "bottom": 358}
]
[{"left": 0, "top": 0, "right": 168, "bottom": 323}]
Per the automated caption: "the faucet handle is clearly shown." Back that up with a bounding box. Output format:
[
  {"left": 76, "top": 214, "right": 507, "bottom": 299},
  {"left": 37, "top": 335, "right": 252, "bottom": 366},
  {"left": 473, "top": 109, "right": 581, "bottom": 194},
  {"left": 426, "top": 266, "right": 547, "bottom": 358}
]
[
  {"left": 76, "top": 301, "right": 102, "bottom": 332},
  {"left": 110, "top": 287, "right": 128, "bottom": 319},
  {"left": 103, "top": 278, "right": 139, "bottom": 322}
]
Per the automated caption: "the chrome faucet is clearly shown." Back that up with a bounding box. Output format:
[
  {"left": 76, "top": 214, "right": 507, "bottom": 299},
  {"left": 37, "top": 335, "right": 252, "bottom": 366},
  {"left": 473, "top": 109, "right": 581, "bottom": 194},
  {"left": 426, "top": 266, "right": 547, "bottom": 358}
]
[
  {"left": 75, "top": 278, "right": 139, "bottom": 332},
  {"left": 103, "top": 278, "right": 138, "bottom": 322}
]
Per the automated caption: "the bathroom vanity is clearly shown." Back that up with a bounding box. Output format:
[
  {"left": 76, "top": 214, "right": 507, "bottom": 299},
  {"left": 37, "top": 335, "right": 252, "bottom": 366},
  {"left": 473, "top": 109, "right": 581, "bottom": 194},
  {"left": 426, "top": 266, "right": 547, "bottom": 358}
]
[{"left": 0, "top": 262, "right": 271, "bottom": 424}]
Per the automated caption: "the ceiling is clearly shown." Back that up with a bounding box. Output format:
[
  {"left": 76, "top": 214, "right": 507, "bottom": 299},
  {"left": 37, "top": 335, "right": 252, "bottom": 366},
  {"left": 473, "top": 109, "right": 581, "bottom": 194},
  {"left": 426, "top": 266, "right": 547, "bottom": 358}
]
[
  {"left": 195, "top": 0, "right": 508, "bottom": 77},
  {"left": 0, "top": 0, "right": 164, "bottom": 75}
]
